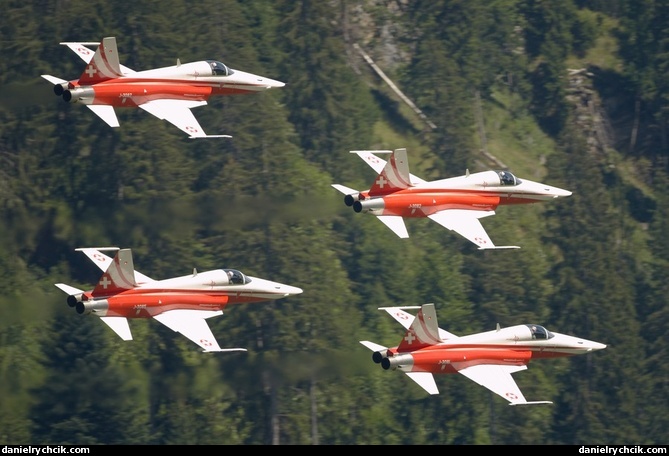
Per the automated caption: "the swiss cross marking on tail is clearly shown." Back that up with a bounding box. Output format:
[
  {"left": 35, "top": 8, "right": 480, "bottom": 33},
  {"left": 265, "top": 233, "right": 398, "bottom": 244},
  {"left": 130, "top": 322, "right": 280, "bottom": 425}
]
[
  {"left": 376, "top": 176, "right": 387, "bottom": 188},
  {"left": 99, "top": 276, "right": 111, "bottom": 289},
  {"left": 85, "top": 65, "right": 97, "bottom": 78},
  {"left": 404, "top": 331, "right": 416, "bottom": 344}
]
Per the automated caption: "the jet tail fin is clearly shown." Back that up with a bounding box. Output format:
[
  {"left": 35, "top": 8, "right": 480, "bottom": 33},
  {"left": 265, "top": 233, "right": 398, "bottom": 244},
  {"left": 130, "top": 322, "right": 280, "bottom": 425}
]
[
  {"left": 397, "top": 303, "right": 442, "bottom": 351},
  {"left": 368, "top": 148, "right": 412, "bottom": 196},
  {"left": 91, "top": 248, "right": 138, "bottom": 296},
  {"left": 77, "top": 37, "right": 123, "bottom": 84}
]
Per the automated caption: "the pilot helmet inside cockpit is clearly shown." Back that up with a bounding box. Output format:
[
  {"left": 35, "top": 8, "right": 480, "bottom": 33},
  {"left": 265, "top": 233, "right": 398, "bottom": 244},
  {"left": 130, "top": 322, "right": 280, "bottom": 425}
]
[
  {"left": 498, "top": 170, "right": 519, "bottom": 186},
  {"left": 527, "top": 324, "right": 553, "bottom": 340},
  {"left": 225, "top": 269, "right": 247, "bottom": 285},
  {"left": 207, "top": 60, "right": 233, "bottom": 76}
]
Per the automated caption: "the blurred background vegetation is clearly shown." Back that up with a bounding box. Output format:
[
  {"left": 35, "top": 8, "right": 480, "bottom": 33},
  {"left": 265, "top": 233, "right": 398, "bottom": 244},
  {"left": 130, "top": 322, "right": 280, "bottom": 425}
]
[{"left": 0, "top": 0, "right": 667, "bottom": 445}]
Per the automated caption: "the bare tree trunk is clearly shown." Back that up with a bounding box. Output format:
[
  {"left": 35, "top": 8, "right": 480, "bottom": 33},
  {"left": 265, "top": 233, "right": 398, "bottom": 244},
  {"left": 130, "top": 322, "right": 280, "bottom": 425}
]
[
  {"left": 630, "top": 97, "right": 640, "bottom": 154},
  {"left": 310, "top": 376, "right": 319, "bottom": 445},
  {"left": 270, "top": 374, "right": 280, "bottom": 445}
]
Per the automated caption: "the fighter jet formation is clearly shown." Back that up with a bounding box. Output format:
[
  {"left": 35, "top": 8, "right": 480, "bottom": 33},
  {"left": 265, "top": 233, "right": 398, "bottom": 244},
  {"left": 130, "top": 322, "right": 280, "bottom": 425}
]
[{"left": 47, "top": 37, "right": 603, "bottom": 408}]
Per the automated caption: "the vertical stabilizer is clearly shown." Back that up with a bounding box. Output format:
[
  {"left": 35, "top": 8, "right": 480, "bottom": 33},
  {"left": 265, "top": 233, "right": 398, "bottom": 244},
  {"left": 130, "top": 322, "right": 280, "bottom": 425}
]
[
  {"left": 368, "top": 148, "right": 412, "bottom": 196},
  {"left": 92, "top": 249, "right": 138, "bottom": 296},
  {"left": 397, "top": 303, "right": 442, "bottom": 351},
  {"left": 78, "top": 37, "right": 123, "bottom": 84}
]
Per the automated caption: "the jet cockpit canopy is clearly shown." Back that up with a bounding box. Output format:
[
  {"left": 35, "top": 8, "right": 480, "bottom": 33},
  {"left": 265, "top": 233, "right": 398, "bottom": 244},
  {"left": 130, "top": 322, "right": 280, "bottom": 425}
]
[
  {"left": 497, "top": 170, "right": 522, "bottom": 186},
  {"left": 206, "top": 60, "right": 234, "bottom": 76},
  {"left": 526, "top": 324, "right": 554, "bottom": 340},
  {"left": 224, "top": 269, "right": 249, "bottom": 285}
]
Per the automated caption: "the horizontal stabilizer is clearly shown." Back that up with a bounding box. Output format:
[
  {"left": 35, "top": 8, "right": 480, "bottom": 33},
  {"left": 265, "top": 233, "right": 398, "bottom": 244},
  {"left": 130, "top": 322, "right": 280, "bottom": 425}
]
[
  {"left": 41, "top": 74, "right": 67, "bottom": 85},
  {"left": 75, "top": 247, "right": 155, "bottom": 283},
  {"left": 379, "top": 307, "right": 417, "bottom": 330},
  {"left": 352, "top": 150, "right": 427, "bottom": 184},
  {"left": 59, "top": 41, "right": 136, "bottom": 74},
  {"left": 379, "top": 305, "right": 459, "bottom": 339},
  {"left": 331, "top": 184, "right": 359, "bottom": 195},
  {"left": 360, "top": 340, "right": 387, "bottom": 352},
  {"left": 54, "top": 283, "right": 84, "bottom": 296}
]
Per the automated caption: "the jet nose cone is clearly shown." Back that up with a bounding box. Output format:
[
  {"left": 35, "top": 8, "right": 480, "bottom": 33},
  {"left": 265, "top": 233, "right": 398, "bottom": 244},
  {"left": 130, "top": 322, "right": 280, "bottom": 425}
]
[
  {"left": 589, "top": 341, "right": 607, "bottom": 351},
  {"left": 580, "top": 340, "right": 606, "bottom": 352},
  {"left": 545, "top": 186, "right": 572, "bottom": 198},
  {"left": 284, "top": 285, "right": 303, "bottom": 296},
  {"left": 270, "top": 282, "right": 303, "bottom": 297},
  {"left": 555, "top": 188, "right": 573, "bottom": 198},
  {"left": 262, "top": 78, "right": 285, "bottom": 89}
]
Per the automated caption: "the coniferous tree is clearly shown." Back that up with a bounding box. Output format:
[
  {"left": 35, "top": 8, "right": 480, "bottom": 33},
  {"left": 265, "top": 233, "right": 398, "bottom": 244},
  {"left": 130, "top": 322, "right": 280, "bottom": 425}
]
[
  {"left": 30, "top": 316, "right": 151, "bottom": 444},
  {"left": 546, "top": 127, "right": 646, "bottom": 444},
  {"left": 274, "top": 0, "right": 378, "bottom": 173}
]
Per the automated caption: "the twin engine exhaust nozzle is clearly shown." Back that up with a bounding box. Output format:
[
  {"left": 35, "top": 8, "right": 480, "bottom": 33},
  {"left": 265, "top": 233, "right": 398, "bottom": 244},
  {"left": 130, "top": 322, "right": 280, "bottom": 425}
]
[
  {"left": 343, "top": 193, "right": 384, "bottom": 213},
  {"left": 52, "top": 83, "right": 94, "bottom": 103}
]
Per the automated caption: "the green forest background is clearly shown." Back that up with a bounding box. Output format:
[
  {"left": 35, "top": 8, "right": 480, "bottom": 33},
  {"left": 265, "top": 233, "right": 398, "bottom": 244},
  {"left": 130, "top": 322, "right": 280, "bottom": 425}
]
[{"left": 0, "top": 0, "right": 667, "bottom": 445}]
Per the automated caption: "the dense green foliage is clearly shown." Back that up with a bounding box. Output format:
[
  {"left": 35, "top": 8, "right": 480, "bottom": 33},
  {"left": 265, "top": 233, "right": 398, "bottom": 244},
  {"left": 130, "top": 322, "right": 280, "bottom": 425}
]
[{"left": 0, "top": 0, "right": 666, "bottom": 445}]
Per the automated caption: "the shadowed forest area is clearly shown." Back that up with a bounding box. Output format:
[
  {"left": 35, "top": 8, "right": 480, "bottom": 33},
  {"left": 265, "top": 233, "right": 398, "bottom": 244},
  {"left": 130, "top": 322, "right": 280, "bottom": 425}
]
[{"left": 0, "top": 0, "right": 667, "bottom": 445}]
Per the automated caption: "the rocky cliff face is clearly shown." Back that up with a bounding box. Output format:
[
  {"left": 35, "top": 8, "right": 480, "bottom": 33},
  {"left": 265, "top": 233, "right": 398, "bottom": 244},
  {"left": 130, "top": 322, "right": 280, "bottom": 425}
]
[{"left": 566, "top": 67, "right": 616, "bottom": 161}]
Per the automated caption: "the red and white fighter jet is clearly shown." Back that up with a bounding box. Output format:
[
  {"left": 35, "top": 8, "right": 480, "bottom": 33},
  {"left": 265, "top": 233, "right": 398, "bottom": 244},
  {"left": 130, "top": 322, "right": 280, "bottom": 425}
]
[
  {"left": 41, "top": 37, "right": 285, "bottom": 138},
  {"left": 332, "top": 148, "right": 572, "bottom": 249},
  {"left": 55, "top": 247, "right": 302, "bottom": 352},
  {"left": 361, "top": 303, "right": 606, "bottom": 405}
]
